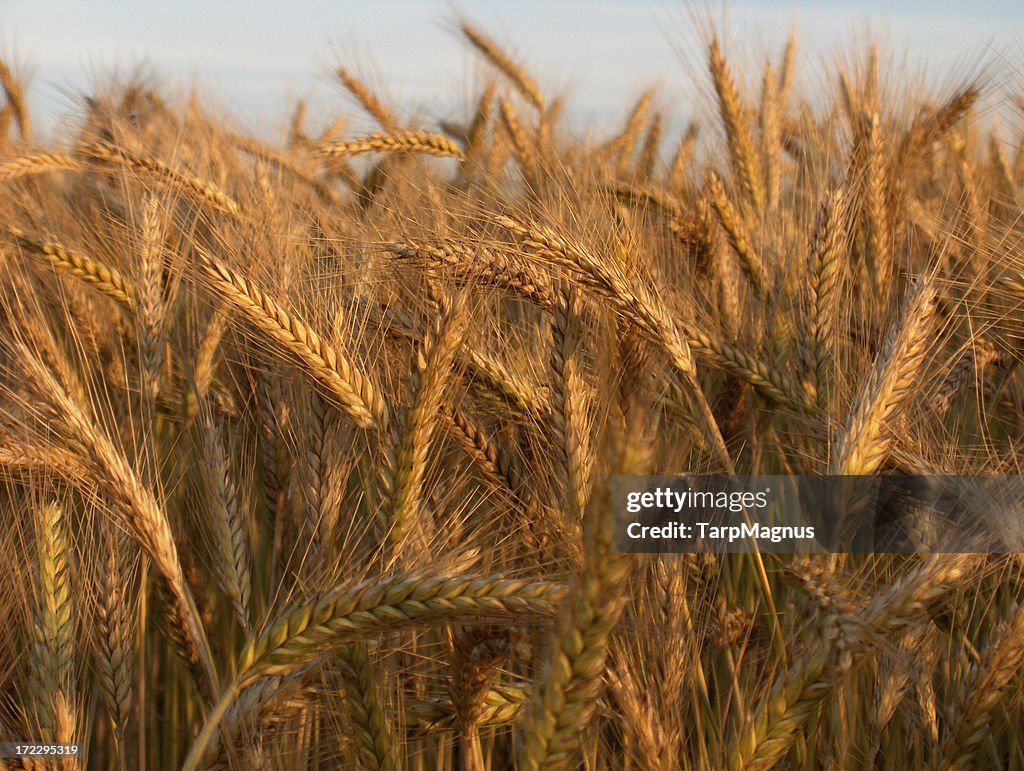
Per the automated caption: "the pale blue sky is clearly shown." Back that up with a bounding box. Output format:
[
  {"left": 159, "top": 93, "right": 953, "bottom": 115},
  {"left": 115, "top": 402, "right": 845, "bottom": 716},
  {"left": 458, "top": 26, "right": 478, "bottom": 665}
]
[{"left": 0, "top": 1, "right": 1020, "bottom": 139}]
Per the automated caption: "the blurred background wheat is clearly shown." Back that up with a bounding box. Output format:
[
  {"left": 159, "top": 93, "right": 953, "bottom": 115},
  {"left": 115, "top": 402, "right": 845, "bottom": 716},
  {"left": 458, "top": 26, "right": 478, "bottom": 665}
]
[{"left": 0, "top": 11, "right": 1023, "bottom": 771}]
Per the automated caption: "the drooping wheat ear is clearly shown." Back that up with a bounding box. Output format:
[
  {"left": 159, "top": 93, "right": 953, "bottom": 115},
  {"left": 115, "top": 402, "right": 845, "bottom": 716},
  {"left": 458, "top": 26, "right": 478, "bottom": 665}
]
[
  {"left": 709, "top": 38, "right": 765, "bottom": 210},
  {"left": 136, "top": 194, "right": 165, "bottom": 407},
  {"left": 16, "top": 342, "right": 219, "bottom": 697},
  {"left": 705, "top": 171, "right": 768, "bottom": 296},
  {"left": 193, "top": 670, "right": 316, "bottom": 770},
  {"left": 447, "top": 407, "right": 555, "bottom": 548},
  {"left": 681, "top": 320, "right": 811, "bottom": 410},
  {"left": 760, "top": 63, "right": 782, "bottom": 211},
  {"left": 0, "top": 442, "right": 85, "bottom": 480},
  {"left": 914, "top": 86, "right": 980, "bottom": 154},
  {"left": 348, "top": 289, "right": 551, "bottom": 426},
  {"left": 94, "top": 530, "right": 134, "bottom": 758},
  {"left": 200, "top": 410, "right": 252, "bottom": 632},
  {"left": 463, "top": 345, "right": 550, "bottom": 425},
  {"left": 378, "top": 291, "right": 470, "bottom": 552},
  {"left": 549, "top": 286, "right": 592, "bottom": 524},
  {"left": 459, "top": 21, "right": 544, "bottom": 111},
  {"left": 194, "top": 249, "right": 388, "bottom": 430},
  {"left": 730, "top": 553, "right": 978, "bottom": 771},
  {"left": 830, "top": 276, "right": 937, "bottom": 476},
  {"left": 9, "top": 226, "right": 135, "bottom": 310},
  {"left": 336, "top": 66, "right": 399, "bottom": 131},
  {"left": 0, "top": 269, "right": 89, "bottom": 405},
  {"left": 516, "top": 486, "right": 635, "bottom": 770},
  {"left": 496, "top": 215, "right": 733, "bottom": 471},
  {"left": 0, "top": 56, "right": 29, "bottom": 140},
  {"left": 0, "top": 152, "right": 78, "bottom": 181},
  {"left": 382, "top": 239, "right": 556, "bottom": 308},
  {"left": 30, "top": 501, "right": 76, "bottom": 744},
  {"left": 338, "top": 643, "right": 399, "bottom": 771},
  {"left": 936, "top": 600, "right": 1024, "bottom": 770},
  {"left": 863, "top": 112, "right": 891, "bottom": 289},
  {"left": 81, "top": 141, "right": 243, "bottom": 217},
  {"left": 807, "top": 188, "right": 849, "bottom": 411},
  {"left": 315, "top": 131, "right": 465, "bottom": 161}
]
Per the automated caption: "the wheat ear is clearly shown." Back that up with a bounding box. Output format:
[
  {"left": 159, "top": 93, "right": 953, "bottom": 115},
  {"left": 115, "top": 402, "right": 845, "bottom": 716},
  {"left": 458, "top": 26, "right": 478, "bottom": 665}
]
[
  {"left": 830, "top": 277, "right": 936, "bottom": 476},
  {"left": 0, "top": 55, "right": 29, "bottom": 140},
  {"left": 497, "top": 215, "right": 734, "bottom": 470},
  {"left": 336, "top": 66, "right": 400, "bottom": 130},
  {"left": 94, "top": 529, "right": 134, "bottom": 763},
  {"left": 0, "top": 152, "right": 78, "bottom": 181},
  {"left": 807, "top": 188, "right": 849, "bottom": 411},
  {"left": 516, "top": 487, "right": 634, "bottom": 769},
  {"left": 135, "top": 194, "right": 165, "bottom": 408},
  {"left": 935, "top": 599, "right": 1024, "bottom": 770},
  {"left": 337, "top": 643, "right": 399, "bottom": 771},
  {"left": 382, "top": 239, "right": 556, "bottom": 308},
  {"left": 195, "top": 249, "right": 388, "bottom": 430},
  {"left": 730, "top": 554, "right": 979, "bottom": 771},
  {"left": 9, "top": 226, "right": 135, "bottom": 310},
  {"left": 378, "top": 291, "right": 470, "bottom": 552},
  {"left": 709, "top": 38, "right": 764, "bottom": 210},
  {"left": 30, "top": 501, "right": 76, "bottom": 745},
  {"left": 863, "top": 112, "right": 891, "bottom": 289},
  {"left": 761, "top": 63, "right": 782, "bottom": 211},
  {"left": 82, "top": 141, "right": 243, "bottom": 218},
  {"left": 200, "top": 410, "right": 252, "bottom": 631},
  {"left": 459, "top": 21, "right": 544, "bottom": 111},
  {"left": 315, "top": 131, "right": 465, "bottom": 160},
  {"left": 705, "top": 171, "right": 768, "bottom": 295},
  {"left": 549, "top": 286, "right": 592, "bottom": 525}
]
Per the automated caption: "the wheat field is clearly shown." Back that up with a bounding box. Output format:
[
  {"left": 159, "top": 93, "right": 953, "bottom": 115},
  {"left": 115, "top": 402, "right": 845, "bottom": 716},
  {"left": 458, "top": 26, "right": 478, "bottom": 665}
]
[{"left": 1, "top": 18, "right": 1023, "bottom": 770}]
